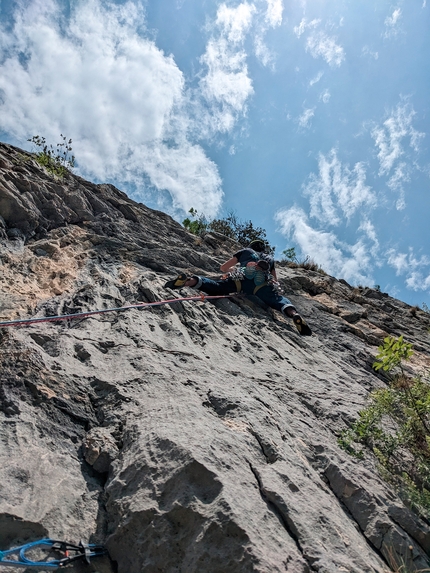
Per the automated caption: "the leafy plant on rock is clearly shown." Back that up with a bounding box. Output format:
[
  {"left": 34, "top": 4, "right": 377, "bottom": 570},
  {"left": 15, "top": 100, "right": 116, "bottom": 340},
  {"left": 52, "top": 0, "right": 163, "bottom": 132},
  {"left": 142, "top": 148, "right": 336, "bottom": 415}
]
[
  {"left": 210, "top": 211, "right": 272, "bottom": 251},
  {"left": 182, "top": 208, "right": 209, "bottom": 236},
  {"left": 183, "top": 208, "right": 273, "bottom": 252},
  {"left": 281, "top": 246, "right": 326, "bottom": 274},
  {"left": 339, "top": 335, "right": 430, "bottom": 520},
  {"left": 28, "top": 134, "right": 75, "bottom": 177},
  {"left": 282, "top": 247, "right": 299, "bottom": 263}
]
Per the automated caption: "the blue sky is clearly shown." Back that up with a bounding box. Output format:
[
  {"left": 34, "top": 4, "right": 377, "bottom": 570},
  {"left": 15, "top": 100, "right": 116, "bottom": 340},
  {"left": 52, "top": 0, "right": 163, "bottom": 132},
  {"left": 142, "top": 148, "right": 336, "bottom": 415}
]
[{"left": 0, "top": 0, "right": 429, "bottom": 307}]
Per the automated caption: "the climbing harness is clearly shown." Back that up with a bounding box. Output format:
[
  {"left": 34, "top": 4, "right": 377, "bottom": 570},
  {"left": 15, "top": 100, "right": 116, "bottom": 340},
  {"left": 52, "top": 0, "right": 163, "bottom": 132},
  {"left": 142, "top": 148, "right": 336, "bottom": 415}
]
[
  {"left": 0, "top": 294, "right": 234, "bottom": 329},
  {"left": 228, "top": 266, "right": 275, "bottom": 296},
  {"left": 0, "top": 538, "right": 106, "bottom": 568}
]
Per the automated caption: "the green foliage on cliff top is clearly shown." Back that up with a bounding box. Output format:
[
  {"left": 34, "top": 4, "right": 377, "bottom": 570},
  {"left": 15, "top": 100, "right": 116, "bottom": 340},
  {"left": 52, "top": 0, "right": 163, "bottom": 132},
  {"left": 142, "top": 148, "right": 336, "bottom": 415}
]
[
  {"left": 28, "top": 134, "right": 75, "bottom": 178},
  {"left": 183, "top": 208, "right": 273, "bottom": 253}
]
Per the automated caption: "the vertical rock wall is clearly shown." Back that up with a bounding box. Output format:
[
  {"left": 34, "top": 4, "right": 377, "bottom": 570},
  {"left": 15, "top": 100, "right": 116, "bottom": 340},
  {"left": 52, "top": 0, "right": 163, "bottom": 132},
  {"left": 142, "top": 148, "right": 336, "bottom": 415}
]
[{"left": 1, "top": 142, "right": 430, "bottom": 572}]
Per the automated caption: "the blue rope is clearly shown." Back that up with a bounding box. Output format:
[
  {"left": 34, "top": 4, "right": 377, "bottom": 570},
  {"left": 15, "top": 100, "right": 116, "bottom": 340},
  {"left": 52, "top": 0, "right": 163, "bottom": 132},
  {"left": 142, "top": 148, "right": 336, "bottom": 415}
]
[{"left": 0, "top": 538, "right": 106, "bottom": 568}]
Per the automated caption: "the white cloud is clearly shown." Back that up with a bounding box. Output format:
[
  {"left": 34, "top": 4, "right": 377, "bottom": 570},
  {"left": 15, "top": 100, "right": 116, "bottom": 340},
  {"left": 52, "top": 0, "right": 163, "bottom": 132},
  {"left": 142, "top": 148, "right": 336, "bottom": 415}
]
[
  {"left": 387, "top": 249, "right": 411, "bottom": 275},
  {"left": 298, "top": 108, "right": 315, "bottom": 129},
  {"left": 199, "top": 3, "right": 255, "bottom": 133},
  {"left": 0, "top": 0, "right": 224, "bottom": 216},
  {"left": 406, "top": 273, "right": 430, "bottom": 291},
  {"left": 384, "top": 8, "right": 402, "bottom": 38},
  {"left": 386, "top": 162, "right": 409, "bottom": 210},
  {"left": 362, "top": 46, "right": 379, "bottom": 60},
  {"left": 359, "top": 219, "right": 380, "bottom": 258},
  {"left": 386, "top": 7, "right": 402, "bottom": 26},
  {"left": 320, "top": 89, "right": 330, "bottom": 103},
  {"left": 200, "top": 40, "right": 253, "bottom": 111},
  {"left": 372, "top": 102, "right": 424, "bottom": 174},
  {"left": 254, "top": 35, "right": 273, "bottom": 67},
  {"left": 294, "top": 19, "right": 344, "bottom": 67},
  {"left": 371, "top": 102, "right": 424, "bottom": 207},
  {"left": 387, "top": 248, "right": 430, "bottom": 291},
  {"left": 253, "top": 0, "right": 283, "bottom": 67},
  {"left": 309, "top": 71, "right": 324, "bottom": 86},
  {"left": 294, "top": 18, "right": 306, "bottom": 38},
  {"left": 302, "top": 149, "right": 376, "bottom": 225},
  {"left": 306, "top": 32, "right": 345, "bottom": 67},
  {"left": 293, "top": 18, "right": 320, "bottom": 38},
  {"left": 265, "top": 0, "right": 283, "bottom": 27},
  {"left": 274, "top": 206, "right": 374, "bottom": 284},
  {"left": 215, "top": 3, "right": 256, "bottom": 43},
  {"left": 137, "top": 142, "right": 223, "bottom": 215}
]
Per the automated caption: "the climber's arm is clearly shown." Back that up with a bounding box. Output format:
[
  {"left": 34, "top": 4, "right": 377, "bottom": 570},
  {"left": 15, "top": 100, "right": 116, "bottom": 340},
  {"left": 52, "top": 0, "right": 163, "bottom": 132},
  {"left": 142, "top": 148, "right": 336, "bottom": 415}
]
[{"left": 220, "top": 257, "right": 239, "bottom": 273}]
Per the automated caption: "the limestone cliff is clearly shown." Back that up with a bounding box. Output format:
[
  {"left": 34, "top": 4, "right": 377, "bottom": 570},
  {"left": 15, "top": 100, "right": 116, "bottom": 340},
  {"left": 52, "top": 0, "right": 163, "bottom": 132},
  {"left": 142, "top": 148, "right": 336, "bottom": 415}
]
[{"left": 1, "top": 142, "right": 430, "bottom": 573}]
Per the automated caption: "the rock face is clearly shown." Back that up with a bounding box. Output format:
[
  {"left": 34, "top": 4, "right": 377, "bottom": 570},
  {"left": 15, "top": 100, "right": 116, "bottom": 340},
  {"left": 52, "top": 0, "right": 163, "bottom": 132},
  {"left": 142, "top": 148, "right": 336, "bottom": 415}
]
[{"left": 1, "top": 141, "right": 430, "bottom": 572}]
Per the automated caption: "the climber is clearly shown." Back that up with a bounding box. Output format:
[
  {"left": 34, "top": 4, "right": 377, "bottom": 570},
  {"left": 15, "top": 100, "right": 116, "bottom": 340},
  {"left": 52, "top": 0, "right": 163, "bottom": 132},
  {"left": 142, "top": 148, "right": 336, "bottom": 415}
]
[
  {"left": 220, "top": 239, "right": 278, "bottom": 281},
  {"left": 164, "top": 240, "right": 312, "bottom": 336}
]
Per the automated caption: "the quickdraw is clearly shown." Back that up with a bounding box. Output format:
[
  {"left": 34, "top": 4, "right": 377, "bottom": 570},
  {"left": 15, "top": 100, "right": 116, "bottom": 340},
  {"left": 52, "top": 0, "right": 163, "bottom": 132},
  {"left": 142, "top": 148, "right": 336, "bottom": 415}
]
[{"left": 0, "top": 538, "right": 106, "bottom": 568}]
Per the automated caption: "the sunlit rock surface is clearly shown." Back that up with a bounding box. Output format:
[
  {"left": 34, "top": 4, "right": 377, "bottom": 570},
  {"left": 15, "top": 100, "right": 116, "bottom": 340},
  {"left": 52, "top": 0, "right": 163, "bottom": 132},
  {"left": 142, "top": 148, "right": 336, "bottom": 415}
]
[{"left": 1, "top": 142, "right": 430, "bottom": 572}]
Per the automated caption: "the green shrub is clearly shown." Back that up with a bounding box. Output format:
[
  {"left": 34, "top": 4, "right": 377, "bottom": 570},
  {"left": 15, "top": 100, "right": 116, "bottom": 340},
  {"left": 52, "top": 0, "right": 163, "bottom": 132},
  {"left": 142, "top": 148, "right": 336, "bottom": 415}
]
[
  {"left": 182, "top": 208, "right": 209, "bottom": 235},
  {"left": 282, "top": 247, "right": 298, "bottom": 263},
  {"left": 183, "top": 208, "right": 273, "bottom": 252},
  {"left": 373, "top": 335, "right": 413, "bottom": 372},
  {"left": 339, "top": 335, "right": 430, "bottom": 520},
  {"left": 210, "top": 211, "right": 271, "bottom": 251},
  {"left": 28, "top": 134, "right": 75, "bottom": 177},
  {"left": 281, "top": 248, "right": 326, "bottom": 274}
]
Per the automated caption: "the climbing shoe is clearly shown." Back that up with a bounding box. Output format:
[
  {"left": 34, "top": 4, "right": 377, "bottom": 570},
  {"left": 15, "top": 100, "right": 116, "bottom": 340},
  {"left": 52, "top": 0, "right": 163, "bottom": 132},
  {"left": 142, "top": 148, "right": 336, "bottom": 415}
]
[
  {"left": 292, "top": 314, "right": 312, "bottom": 336},
  {"left": 164, "top": 273, "right": 189, "bottom": 290}
]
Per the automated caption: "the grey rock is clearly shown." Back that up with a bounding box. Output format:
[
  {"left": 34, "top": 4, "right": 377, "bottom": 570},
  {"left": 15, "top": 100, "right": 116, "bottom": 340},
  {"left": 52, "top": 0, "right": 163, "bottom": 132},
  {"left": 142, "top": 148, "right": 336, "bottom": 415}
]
[
  {"left": 1, "top": 141, "right": 430, "bottom": 573},
  {"left": 83, "top": 427, "right": 119, "bottom": 473}
]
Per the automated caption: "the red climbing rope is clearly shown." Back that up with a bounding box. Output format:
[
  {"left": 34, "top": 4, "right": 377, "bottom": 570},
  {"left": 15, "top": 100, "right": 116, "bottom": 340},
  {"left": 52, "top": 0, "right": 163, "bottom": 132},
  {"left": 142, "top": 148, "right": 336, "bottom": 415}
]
[{"left": 0, "top": 294, "right": 234, "bottom": 328}]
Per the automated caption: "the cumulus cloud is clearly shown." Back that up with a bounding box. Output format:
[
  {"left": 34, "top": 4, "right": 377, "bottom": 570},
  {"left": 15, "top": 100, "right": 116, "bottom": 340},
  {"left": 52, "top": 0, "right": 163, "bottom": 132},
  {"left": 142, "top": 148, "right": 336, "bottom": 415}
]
[
  {"left": 302, "top": 149, "right": 376, "bottom": 225},
  {"left": 274, "top": 206, "right": 374, "bottom": 284},
  {"left": 199, "top": 3, "right": 255, "bottom": 133},
  {"left": 0, "top": 0, "right": 224, "bottom": 216}
]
